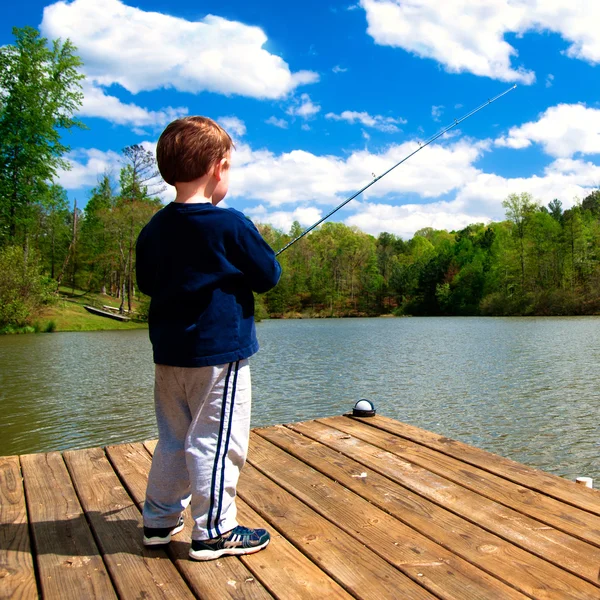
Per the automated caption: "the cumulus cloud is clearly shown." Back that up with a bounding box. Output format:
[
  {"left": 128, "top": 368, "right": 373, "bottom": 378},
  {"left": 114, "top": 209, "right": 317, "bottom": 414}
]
[
  {"left": 218, "top": 116, "right": 246, "bottom": 138},
  {"left": 225, "top": 132, "right": 599, "bottom": 237},
  {"left": 56, "top": 120, "right": 600, "bottom": 238},
  {"left": 266, "top": 116, "right": 289, "bottom": 129},
  {"left": 287, "top": 94, "right": 321, "bottom": 119},
  {"left": 431, "top": 105, "right": 444, "bottom": 122},
  {"left": 79, "top": 81, "right": 187, "bottom": 128},
  {"left": 332, "top": 65, "right": 348, "bottom": 73},
  {"left": 346, "top": 201, "right": 491, "bottom": 239},
  {"left": 348, "top": 156, "right": 599, "bottom": 238},
  {"left": 41, "top": 0, "right": 318, "bottom": 99},
  {"left": 227, "top": 138, "right": 486, "bottom": 207},
  {"left": 246, "top": 205, "right": 322, "bottom": 232},
  {"left": 495, "top": 104, "right": 600, "bottom": 157},
  {"left": 56, "top": 148, "right": 123, "bottom": 190},
  {"left": 325, "top": 110, "right": 406, "bottom": 132},
  {"left": 360, "top": 0, "right": 600, "bottom": 83},
  {"left": 453, "top": 162, "right": 597, "bottom": 223}
]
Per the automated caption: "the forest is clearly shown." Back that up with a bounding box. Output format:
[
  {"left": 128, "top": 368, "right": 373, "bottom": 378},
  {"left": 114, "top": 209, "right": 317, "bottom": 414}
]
[{"left": 2, "top": 27, "right": 600, "bottom": 330}]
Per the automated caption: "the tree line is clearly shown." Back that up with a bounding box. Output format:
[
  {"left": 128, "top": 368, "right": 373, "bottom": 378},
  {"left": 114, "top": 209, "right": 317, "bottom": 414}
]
[
  {"left": 2, "top": 26, "right": 600, "bottom": 329},
  {"left": 256, "top": 190, "right": 600, "bottom": 318}
]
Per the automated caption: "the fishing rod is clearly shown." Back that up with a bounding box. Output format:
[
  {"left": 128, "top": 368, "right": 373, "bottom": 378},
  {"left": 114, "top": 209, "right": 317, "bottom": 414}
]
[{"left": 275, "top": 84, "right": 517, "bottom": 256}]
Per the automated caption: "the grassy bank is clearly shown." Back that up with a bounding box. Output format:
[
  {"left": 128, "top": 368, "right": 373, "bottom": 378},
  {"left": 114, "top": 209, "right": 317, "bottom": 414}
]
[{"left": 4, "top": 288, "right": 149, "bottom": 333}]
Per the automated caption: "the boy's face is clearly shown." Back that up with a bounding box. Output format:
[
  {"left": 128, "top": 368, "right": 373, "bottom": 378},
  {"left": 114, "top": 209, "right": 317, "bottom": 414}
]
[{"left": 211, "top": 152, "right": 230, "bottom": 206}]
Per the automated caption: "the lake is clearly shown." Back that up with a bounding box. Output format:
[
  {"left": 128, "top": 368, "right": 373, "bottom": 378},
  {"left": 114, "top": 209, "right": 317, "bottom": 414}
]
[{"left": 1, "top": 317, "right": 598, "bottom": 483}]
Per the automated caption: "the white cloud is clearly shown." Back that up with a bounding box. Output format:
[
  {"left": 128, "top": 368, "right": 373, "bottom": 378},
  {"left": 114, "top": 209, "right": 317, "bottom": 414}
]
[
  {"left": 246, "top": 205, "right": 322, "bottom": 232},
  {"left": 287, "top": 94, "right": 321, "bottom": 119},
  {"left": 431, "top": 105, "right": 444, "bottom": 122},
  {"left": 545, "top": 74, "right": 555, "bottom": 88},
  {"left": 325, "top": 110, "right": 406, "bottom": 132},
  {"left": 332, "top": 65, "right": 348, "bottom": 73},
  {"left": 227, "top": 139, "right": 486, "bottom": 207},
  {"left": 453, "top": 163, "right": 597, "bottom": 223},
  {"left": 360, "top": 0, "right": 600, "bottom": 83},
  {"left": 348, "top": 156, "right": 600, "bottom": 238},
  {"left": 79, "top": 81, "right": 187, "bottom": 128},
  {"left": 57, "top": 125, "right": 600, "bottom": 239},
  {"left": 346, "top": 201, "right": 491, "bottom": 239},
  {"left": 266, "top": 116, "right": 289, "bottom": 129},
  {"left": 56, "top": 148, "right": 123, "bottom": 190},
  {"left": 41, "top": 0, "right": 318, "bottom": 99},
  {"left": 495, "top": 104, "right": 600, "bottom": 157},
  {"left": 226, "top": 131, "right": 600, "bottom": 238},
  {"left": 218, "top": 116, "right": 246, "bottom": 138}
]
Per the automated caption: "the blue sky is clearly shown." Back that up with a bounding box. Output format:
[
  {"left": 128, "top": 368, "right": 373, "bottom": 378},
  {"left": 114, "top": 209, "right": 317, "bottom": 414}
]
[{"left": 4, "top": 0, "right": 600, "bottom": 238}]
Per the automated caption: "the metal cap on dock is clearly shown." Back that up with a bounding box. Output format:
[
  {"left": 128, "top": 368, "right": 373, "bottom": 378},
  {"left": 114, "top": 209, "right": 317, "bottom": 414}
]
[{"left": 353, "top": 399, "right": 376, "bottom": 417}]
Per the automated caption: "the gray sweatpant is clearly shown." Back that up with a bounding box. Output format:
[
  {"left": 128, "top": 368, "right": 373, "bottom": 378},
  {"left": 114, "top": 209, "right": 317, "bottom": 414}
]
[{"left": 143, "top": 360, "right": 251, "bottom": 541}]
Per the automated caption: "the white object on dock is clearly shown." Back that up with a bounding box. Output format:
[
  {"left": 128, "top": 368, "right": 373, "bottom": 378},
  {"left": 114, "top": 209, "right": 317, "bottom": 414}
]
[{"left": 575, "top": 477, "right": 593, "bottom": 488}]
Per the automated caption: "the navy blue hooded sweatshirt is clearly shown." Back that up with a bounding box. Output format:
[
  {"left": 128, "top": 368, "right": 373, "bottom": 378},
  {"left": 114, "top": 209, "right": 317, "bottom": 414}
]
[{"left": 136, "top": 202, "right": 281, "bottom": 367}]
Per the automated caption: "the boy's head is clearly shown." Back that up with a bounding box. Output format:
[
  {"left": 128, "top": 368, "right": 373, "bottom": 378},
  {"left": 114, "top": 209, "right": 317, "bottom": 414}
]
[{"left": 156, "top": 116, "right": 233, "bottom": 187}]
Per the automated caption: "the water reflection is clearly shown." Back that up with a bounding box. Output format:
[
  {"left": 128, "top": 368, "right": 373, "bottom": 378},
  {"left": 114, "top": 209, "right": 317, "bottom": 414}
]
[{"left": 1, "top": 317, "right": 598, "bottom": 482}]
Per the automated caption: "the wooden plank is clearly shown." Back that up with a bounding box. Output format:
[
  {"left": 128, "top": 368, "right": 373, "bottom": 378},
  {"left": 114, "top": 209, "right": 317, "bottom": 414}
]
[
  {"left": 247, "top": 433, "right": 527, "bottom": 600},
  {"left": 135, "top": 440, "right": 353, "bottom": 599},
  {"left": 262, "top": 423, "right": 600, "bottom": 599},
  {"left": 287, "top": 420, "right": 600, "bottom": 589},
  {"left": 63, "top": 446, "right": 195, "bottom": 600},
  {"left": 106, "top": 442, "right": 274, "bottom": 600},
  {"left": 356, "top": 414, "right": 600, "bottom": 516},
  {"left": 239, "top": 462, "right": 436, "bottom": 600},
  {"left": 20, "top": 452, "right": 116, "bottom": 600},
  {"left": 319, "top": 416, "right": 600, "bottom": 549},
  {"left": 0, "top": 456, "right": 37, "bottom": 600},
  {"left": 235, "top": 500, "right": 354, "bottom": 600}
]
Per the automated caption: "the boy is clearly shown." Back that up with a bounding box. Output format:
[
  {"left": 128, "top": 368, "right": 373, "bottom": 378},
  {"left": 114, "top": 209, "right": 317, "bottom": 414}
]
[{"left": 136, "top": 116, "right": 281, "bottom": 561}]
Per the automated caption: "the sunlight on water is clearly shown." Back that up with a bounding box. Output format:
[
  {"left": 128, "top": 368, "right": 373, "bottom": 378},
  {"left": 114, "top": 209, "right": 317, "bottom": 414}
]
[{"left": 1, "top": 317, "right": 598, "bottom": 482}]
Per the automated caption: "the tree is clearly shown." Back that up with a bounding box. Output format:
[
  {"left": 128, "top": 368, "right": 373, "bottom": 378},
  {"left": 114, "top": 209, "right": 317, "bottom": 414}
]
[
  {"left": 0, "top": 26, "right": 84, "bottom": 248},
  {"left": 548, "top": 199, "right": 563, "bottom": 222},
  {"left": 79, "top": 173, "right": 116, "bottom": 293},
  {"left": 0, "top": 245, "right": 53, "bottom": 328},
  {"left": 581, "top": 190, "right": 600, "bottom": 217},
  {"left": 33, "top": 184, "right": 71, "bottom": 279},
  {"left": 502, "top": 192, "right": 537, "bottom": 289},
  {"left": 116, "top": 146, "right": 163, "bottom": 313}
]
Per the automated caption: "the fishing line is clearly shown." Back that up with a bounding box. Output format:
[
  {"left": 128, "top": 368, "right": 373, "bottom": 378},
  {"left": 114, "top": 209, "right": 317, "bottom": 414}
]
[{"left": 275, "top": 84, "right": 517, "bottom": 256}]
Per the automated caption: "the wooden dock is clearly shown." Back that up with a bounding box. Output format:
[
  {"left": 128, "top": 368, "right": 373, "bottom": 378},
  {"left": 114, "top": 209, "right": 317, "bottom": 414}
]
[{"left": 2, "top": 414, "right": 600, "bottom": 599}]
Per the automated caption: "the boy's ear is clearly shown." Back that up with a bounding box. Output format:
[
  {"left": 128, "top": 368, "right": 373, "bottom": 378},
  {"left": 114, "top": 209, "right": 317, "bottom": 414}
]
[{"left": 212, "top": 157, "right": 228, "bottom": 181}]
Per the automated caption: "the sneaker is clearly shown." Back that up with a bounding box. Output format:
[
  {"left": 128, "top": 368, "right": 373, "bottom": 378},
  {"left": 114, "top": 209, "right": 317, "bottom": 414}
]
[
  {"left": 189, "top": 526, "right": 270, "bottom": 561},
  {"left": 143, "top": 516, "right": 185, "bottom": 546}
]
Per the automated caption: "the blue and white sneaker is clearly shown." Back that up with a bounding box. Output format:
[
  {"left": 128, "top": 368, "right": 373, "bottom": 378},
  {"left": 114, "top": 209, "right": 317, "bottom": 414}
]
[
  {"left": 143, "top": 516, "right": 185, "bottom": 546},
  {"left": 189, "top": 526, "right": 270, "bottom": 561}
]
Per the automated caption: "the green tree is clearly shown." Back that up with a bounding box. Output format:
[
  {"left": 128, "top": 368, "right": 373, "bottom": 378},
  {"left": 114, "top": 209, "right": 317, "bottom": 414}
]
[
  {"left": 581, "top": 190, "right": 600, "bottom": 217},
  {"left": 502, "top": 192, "right": 537, "bottom": 289},
  {"left": 79, "top": 173, "right": 116, "bottom": 293},
  {"left": 0, "top": 26, "right": 84, "bottom": 247},
  {"left": 0, "top": 245, "right": 53, "bottom": 328},
  {"left": 548, "top": 199, "right": 563, "bottom": 222},
  {"left": 33, "top": 184, "right": 71, "bottom": 279},
  {"left": 114, "top": 146, "right": 163, "bottom": 313}
]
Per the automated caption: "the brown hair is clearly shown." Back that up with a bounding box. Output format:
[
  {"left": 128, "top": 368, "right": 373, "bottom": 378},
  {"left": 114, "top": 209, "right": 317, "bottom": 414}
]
[{"left": 156, "top": 116, "right": 234, "bottom": 186}]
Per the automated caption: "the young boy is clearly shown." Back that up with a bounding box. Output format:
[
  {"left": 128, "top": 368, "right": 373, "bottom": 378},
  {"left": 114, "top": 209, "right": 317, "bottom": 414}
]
[{"left": 136, "top": 116, "right": 281, "bottom": 561}]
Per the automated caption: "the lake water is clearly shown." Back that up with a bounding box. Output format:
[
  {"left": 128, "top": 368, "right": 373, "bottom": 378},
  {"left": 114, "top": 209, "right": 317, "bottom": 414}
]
[{"left": 1, "top": 317, "right": 598, "bottom": 483}]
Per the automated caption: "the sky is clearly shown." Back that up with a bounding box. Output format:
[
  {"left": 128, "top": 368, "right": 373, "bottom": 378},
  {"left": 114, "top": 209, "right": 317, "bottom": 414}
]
[{"left": 4, "top": 0, "right": 600, "bottom": 239}]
